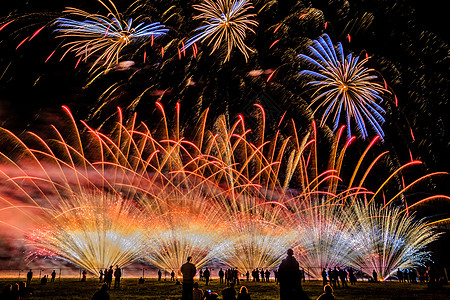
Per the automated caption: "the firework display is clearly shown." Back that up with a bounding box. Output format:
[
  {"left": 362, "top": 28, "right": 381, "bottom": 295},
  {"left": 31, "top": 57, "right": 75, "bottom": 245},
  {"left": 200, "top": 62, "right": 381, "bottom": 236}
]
[
  {"left": 0, "top": 0, "right": 448, "bottom": 287},
  {"left": 184, "top": 0, "right": 258, "bottom": 62},
  {"left": 0, "top": 104, "right": 444, "bottom": 280},
  {"left": 299, "top": 33, "right": 388, "bottom": 140},
  {"left": 53, "top": 0, "right": 168, "bottom": 72}
]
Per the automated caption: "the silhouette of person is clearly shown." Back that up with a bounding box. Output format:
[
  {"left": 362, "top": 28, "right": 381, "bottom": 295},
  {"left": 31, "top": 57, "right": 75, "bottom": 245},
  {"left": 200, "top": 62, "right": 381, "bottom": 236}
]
[
  {"left": 332, "top": 267, "right": 339, "bottom": 288},
  {"left": 106, "top": 266, "right": 113, "bottom": 289},
  {"left": 104, "top": 268, "right": 108, "bottom": 283},
  {"left": 19, "top": 281, "right": 33, "bottom": 297},
  {"left": 234, "top": 268, "right": 240, "bottom": 285},
  {"left": 91, "top": 284, "right": 110, "bottom": 300},
  {"left": 397, "top": 269, "right": 403, "bottom": 282},
  {"left": 410, "top": 269, "right": 417, "bottom": 283},
  {"left": 204, "top": 289, "right": 219, "bottom": 300},
  {"left": 339, "top": 267, "right": 347, "bottom": 287},
  {"left": 219, "top": 268, "right": 225, "bottom": 283},
  {"left": 204, "top": 267, "right": 211, "bottom": 286},
  {"left": 222, "top": 281, "right": 237, "bottom": 300},
  {"left": 40, "top": 275, "right": 48, "bottom": 285},
  {"left": 265, "top": 269, "right": 270, "bottom": 282},
  {"left": 260, "top": 269, "right": 265, "bottom": 282},
  {"left": 158, "top": 269, "right": 162, "bottom": 281},
  {"left": 99, "top": 269, "right": 104, "bottom": 282},
  {"left": 245, "top": 270, "right": 250, "bottom": 282},
  {"left": 114, "top": 265, "right": 122, "bottom": 290},
  {"left": 11, "top": 283, "right": 19, "bottom": 299},
  {"left": 372, "top": 270, "right": 378, "bottom": 282},
  {"left": 51, "top": 270, "right": 56, "bottom": 282},
  {"left": 1, "top": 283, "right": 12, "bottom": 298},
  {"left": 322, "top": 268, "right": 328, "bottom": 286},
  {"left": 138, "top": 277, "right": 145, "bottom": 284},
  {"left": 316, "top": 284, "right": 335, "bottom": 300},
  {"left": 193, "top": 282, "right": 203, "bottom": 300},
  {"left": 82, "top": 270, "right": 87, "bottom": 282},
  {"left": 274, "top": 269, "right": 278, "bottom": 284},
  {"left": 237, "top": 285, "right": 251, "bottom": 300},
  {"left": 26, "top": 269, "right": 33, "bottom": 285},
  {"left": 348, "top": 268, "right": 356, "bottom": 285},
  {"left": 278, "top": 249, "right": 305, "bottom": 300},
  {"left": 327, "top": 268, "right": 333, "bottom": 288},
  {"left": 181, "top": 256, "right": 197, "bottom": 300},
  {"left": 171, "top": 270, "right": 175, "bottom": 281}
]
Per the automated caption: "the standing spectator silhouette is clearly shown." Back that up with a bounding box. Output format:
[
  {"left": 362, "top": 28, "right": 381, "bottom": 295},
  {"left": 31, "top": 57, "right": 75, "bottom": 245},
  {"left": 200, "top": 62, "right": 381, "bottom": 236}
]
[
  {"left": 193, "top": 282, "right": 203, "bottom": 300},
  {"left": 222, "top": 281, "right": 237, "bottom": 300},
  {"left": 99, "top": 269, "right": 104, "bottom": 282},
  {"left": 327, "top": 268, "right": 333, "bottom": 288},
  {"left": 397, "top": 269, "right": 403, "bottom": 282},
  {"left": 171, "top": 270, "right": 175, "bottom": 281},
  {"left": 403, "top": 270, "right": 408, "bottom": 282},
  {"left": 316, "top": 284, "right": 335, "bottom": 300},
  {"left": 158, "top": 269, "right": 162, "bottom": 281},
  {"left": 82, "top": 270, "right": 87, "bottom": 282},
  {"left": 204, "top": 267, "right": 211, "bottom": 286},
  {"left": 274, "top": 269, "right": 278, "bottom": 284},
  {"left": 51, "top": 270, "right": 56, "bottom": 282},
  {"left": 91, "top": 284, "right": 110, "bottom": 300},
  {"left": 410, "top": 269, "right": 417, "bottom": 283},
  {"left": 372, "top": 270, "right": 378, "bottom": 282},
  {"left": 106, "top": 266, "right": 113, "bottom": 289},
  {"left": 41, "top": 275, "right": 48, "bottom": 285},
  {"left": 114, "top": 265, "right": 122, "bottom": 290},
  {"left": 348, "top": 268, "right": 356, "bottom": 285},
  {"left": 26, "top": 269, "right": 33, "bottom": 285},
  {"left": 219, "top": 268, "right": 224, "bottom": 283},
  {"left": 104, "top": 269, "right": 108, "bottom": 283},
  {"left": 265, "top": 269, "right": 270, "bottom": 282},
  {"left": 321, "top": 268, "right": 328, "bottom": 286},
  {"left": 237, "top": 285, "right": 251, "bottom": 300},
  {"left": 228, "top": 269, "right": 234, "bottom": 285},
  {"left": 181, "top": 256, "right": 197, "bottom": 300},
  {"left": 245, "top": 270, "right": 250, "bottom": 281},
  {"left": 199, "top": 269, "right": 204, "bottom": 281},
  {"left": 278, "top": 249, "right": 305, "bottom": 300},
  {"left": 418, "top": 269, "right": 425, "bottom": 283},
  {"left": 234, "top": 268, "right": 240, "bottom": 285},
  {"left": 338, "top": 268, "right": 347, "bottom": 287},
  {"left": 332, "top": 267, "right": 339, "bottom": 288},
  {"left": 260, "top": 269, "right": 265, "bottom": 282}
]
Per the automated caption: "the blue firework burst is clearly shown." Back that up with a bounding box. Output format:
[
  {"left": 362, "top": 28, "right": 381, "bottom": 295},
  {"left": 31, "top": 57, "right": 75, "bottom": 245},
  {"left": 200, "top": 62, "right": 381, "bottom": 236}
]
[{"left": 299, "top": 34, "right": 388, "bottom": 140}]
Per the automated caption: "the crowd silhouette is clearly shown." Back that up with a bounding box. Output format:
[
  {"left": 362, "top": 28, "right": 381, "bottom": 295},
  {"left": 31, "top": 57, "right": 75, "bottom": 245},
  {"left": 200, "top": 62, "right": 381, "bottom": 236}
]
[{"left": 1, "top": 259, "right": 447, "bottom": 300}]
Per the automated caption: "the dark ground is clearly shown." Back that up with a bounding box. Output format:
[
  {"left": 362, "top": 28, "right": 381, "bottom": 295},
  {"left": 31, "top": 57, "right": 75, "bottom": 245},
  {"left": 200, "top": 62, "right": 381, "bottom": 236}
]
[{"left": 1, "top": 278, "right": 449, "bottom": 299}]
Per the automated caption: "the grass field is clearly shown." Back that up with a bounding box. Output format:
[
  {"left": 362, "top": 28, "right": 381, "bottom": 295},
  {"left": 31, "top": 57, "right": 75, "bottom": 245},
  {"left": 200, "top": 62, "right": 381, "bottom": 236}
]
[{"left": 1, "top": 278, "right": 449, "bottom": 299}]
